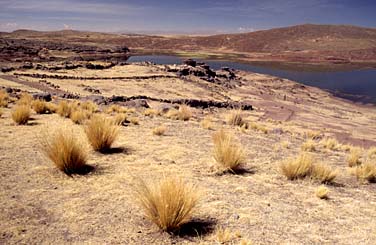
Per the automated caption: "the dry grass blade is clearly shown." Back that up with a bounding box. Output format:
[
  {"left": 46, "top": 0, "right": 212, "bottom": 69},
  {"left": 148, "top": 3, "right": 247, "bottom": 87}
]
[
  {"left": 212, "top": 129, "right": 246, "bottom": 173},
  {"left": 135, "top": 177, "right": 199, "bottom": 232},
  {"left": 0, "top": 90, "right": 10, "bottom": 107},
  {"left": 85, "top": 115, "right": 119, "bottom": 152},
  {"left": 113, "top": 113, "right": 127, "bottom": 126},
  {"left": 40, "top": 127, "right": 89, "bottom": 175},
  {"left": 355, "top": 162, "right": 376, "bottom": 183},
  {"left": 347, "top": 147, "right": 363, "bottom": 167},
  {"left": 311, "top": 162, "right": 337, "bottom": 184},
  {"left": 57, "top": 100, "right": 76, "bottom": 118},
  {"left": 16, "top": 93, "right": 33, "bottom": 106},
  {"left": 227, "top": 110, "right": 245, "bottom": 127},
  {"left": 280, "top": 153, "right": 313, "bottom": 180},
  {"left": 301, "top": 139, "right": 316, "bottom": 152},
  {"left": 70, "top": 109, "right": 91, "bottom": 124},
  {"left": 80, "top": 101, "right": 98, "bottom": 113},
  {"left": 11, "top": 105, "right": 31, "bottom": 125},
  {"left": 32, "top": 99, "right": 50, "bottom": 114}
]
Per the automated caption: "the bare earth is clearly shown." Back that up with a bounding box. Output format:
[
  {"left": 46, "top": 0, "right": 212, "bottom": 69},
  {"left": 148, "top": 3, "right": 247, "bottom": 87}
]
[{"left": 1, "top": 62, "right": 376, "bottom": 244}]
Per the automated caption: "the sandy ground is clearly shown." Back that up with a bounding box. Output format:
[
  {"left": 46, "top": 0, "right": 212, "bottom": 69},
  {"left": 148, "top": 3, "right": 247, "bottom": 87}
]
[{"left": 1, "top": 63, "right": 376, "bottom": 244}]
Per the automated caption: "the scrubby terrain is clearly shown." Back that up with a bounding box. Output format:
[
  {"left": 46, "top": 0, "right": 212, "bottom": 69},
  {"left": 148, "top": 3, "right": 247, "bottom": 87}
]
[{"left": 1, "top": 59, "right": 376, "bottom": 244}]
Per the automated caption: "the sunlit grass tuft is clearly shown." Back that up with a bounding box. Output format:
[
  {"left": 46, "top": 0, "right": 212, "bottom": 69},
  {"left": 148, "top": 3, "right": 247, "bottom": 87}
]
[
  {"left": 280, "top": 153, "right": 313, "bottom": 180},
  {"left": 347, "top": 147, "right": 363, "bottom": 167},
  {"left": 11, "top": 105, "right": 31, "bottom": 125},
  {"left": 316, "top": 186, "right": 329, "bottom": 199},
  {"left": 153, "top": 125, "right": 166, "bottom": 136},
  {"left": 85, "top": 115, "right": 119, "bottom": 152}
]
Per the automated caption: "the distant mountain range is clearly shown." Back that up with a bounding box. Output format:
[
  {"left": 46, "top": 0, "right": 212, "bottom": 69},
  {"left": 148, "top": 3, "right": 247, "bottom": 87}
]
[{"left": 1, "top": 24, "right": 376, "bottom": 65}]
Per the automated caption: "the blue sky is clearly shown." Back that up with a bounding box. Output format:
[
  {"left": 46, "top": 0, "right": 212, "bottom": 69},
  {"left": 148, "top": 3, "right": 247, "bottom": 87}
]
[{"left": 0, "top": 0, "right": 375, "bottom": 33}]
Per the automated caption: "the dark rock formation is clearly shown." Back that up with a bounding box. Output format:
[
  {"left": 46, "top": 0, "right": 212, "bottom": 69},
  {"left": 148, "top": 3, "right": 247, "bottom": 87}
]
[{"left": 32, "top": 92, "right": 52, "bottom": 101}]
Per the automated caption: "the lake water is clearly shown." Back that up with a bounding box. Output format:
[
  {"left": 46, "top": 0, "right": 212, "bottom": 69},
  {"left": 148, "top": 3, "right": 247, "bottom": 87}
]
[{"left": 128, "top": 55, "right": 376, "bottom": 104}]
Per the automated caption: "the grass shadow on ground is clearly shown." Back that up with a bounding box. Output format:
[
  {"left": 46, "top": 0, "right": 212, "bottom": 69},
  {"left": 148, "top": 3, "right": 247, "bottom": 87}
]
[{"left": 174, "top": 217, "right": 217, "bottom": 238}]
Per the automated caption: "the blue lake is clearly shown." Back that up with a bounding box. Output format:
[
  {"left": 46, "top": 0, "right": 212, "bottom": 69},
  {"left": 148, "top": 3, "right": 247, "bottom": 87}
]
[{"left": 128, "top": 55, "right": 376, "bottom": 104}]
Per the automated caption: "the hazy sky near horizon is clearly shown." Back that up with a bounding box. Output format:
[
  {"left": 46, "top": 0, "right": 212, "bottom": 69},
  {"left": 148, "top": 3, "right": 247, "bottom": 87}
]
[{"left": 0, "top": 0, "right": 375, "bottom": 33}]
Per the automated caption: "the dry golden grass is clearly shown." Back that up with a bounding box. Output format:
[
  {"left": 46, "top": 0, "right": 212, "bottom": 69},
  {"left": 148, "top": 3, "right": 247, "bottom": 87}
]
[
  {"left": 212, "top": 129, "right": 246, "bottom": 173},
  {"left": 0, "top": 108, "right": 2, "bottom": 117},
  {"left": 46, "top": 102, "right": 58, "bottom": 113},
  {"left": 0, "top": 90, "right": 9, "bottom": 107},
  {"left": 200, "top": 116, "right": 214, "bottom": 130},
  {"left": 80, "top": 101, "right": 98, "bottom": 113},
  {"left": 152, "top": 125, "right": 166, "bottom": 136},
  {"left": 215, "top": 227, "right": 233, "bottom": 243},
  {"left": 40, "top": 127, "right": 89, "bottom": 175},
  {"left": 311, "top": 162, "right": 337, "bottom": 184},
  {"left": 143, "top": 108, "right": 159, "bottom": 117},
  {"left": 135, "top": 177, "right": 199, "bottom": 233},
  {"left": 85, "top": 115, "right": 119, "bottom": 152},
  {"left": 165, "top": 105, "right": 192, "bottom": 121},
  {"left": 280, "top": 140, "right": 290, "bottom": 149},
  {"left": 367, "top": 147, "right": 376, "bottom": 159},
  {"left": 16, "top": 93, "right": 33, "bottom": 106},
  {"left": 227, "top": 110, "right": 245, "bottom": 127},
  {"left": 355, "top": 162, "right": 376, "bottom": 183},
  {"left": 113, "top": 113, "right": 127, "bottom": 126},
  {"left": 316, "top": 186, "right": 329, "bottom": 199},
  {"left": 129, "top": 117, "right": 139, "bottom": 125},
  {"left": 249, "top": 122, "right": 268, "bottom": 134},
  {"left": 320, "top": 137, "right": 339, "bottom": 150},
  {"left": 304, "top": 130, "right": 321, "bottom": 140},
  {"left": 106, "top": 104, "right": 127, "bottom": 114},
  {"left": 301, "top": 139, "right": 316, "bottom": 152},
  {"left": 32, "top": 100, "right": 50, "bottom": 114},
  {"left": 280, "top": 153, "right": 313, "bottom": 180},
  {"left": 57, "top": 100, "right": 77, "bottom": 118},
  {"left": 11, "top": 105, "right": 31, "bottom": 125},
  {"left": 70, "top": 109, "right": 90, "bottom": 124},
  {"left": 347, "top": 147, "right": 363, "bottom": 167}
]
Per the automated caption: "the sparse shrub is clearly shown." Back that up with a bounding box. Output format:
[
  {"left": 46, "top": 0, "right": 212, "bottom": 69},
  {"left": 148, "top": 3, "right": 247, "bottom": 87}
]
[
  {"left": 201, "top": 116, "right": 214, "bottom": 130},
  {"left": 347, "top": 147, "right": 363, "bottom": 167},
  {"left": 249, "top": 122, "right": 268, "bottom": 134},
  {"left": 11, "top": 105, "right": 31, "bottom": 125},
  {"left": 355, "top": 162, "right": 376, "bottom": 183},
  {"left": 301, "top": 139, "right": 316, "bottom": 152},
  {"left": 153, "top": 125, "right": 166, "bottom": 136},
  {"left": 57, "top": 100, "right": 76, "bottom": 118},
  {"left": 165, "top": 105, "right": 192, "bottom": 121},
  {"left": 0, "top": 90, "right": 9, "bottom": 107},
  {"left": 32, "top": 99, "right": 50, "bottom": 114},
  {"left": 41, "top": 128, "right": 89, "bottom": 175},
  {"left": 85, "top": 115, "right": 119, "bottom": 152},
  {"left": 16, "top": 93, "right": 33, "bottom": 106},
  {"left": 367, "top": 147, "right": 376, "bottom": 159},
  {"left": 129, "top": 117, "right": 139, "bottom": 125},
  {"left": 227, "top": 110, "right": 245, "bottom": 127},
  {"left": 46, "top": 102, "right": 58, "bottom": 113},
  {"left": 143, "top": 108, "right": 159, "bottom": 117},
  {"left": 106, "top": 104, "right": 127, "bottom": 114},
  {"left": 80, "top": 101, "right": 98, "bottom": 113},
  {"left": 320, "top": 137, "right": 339, "bottom": 150},
  {"left": 70, "top": 109, "right": 90, "bottom": 124},
  {"left": 316, "top": 186, "right": 329, "bottom": 199},
  {"left": 113, "top": 113, "right": 127, "bottom": 125},
  {"left": 212, "top": 129, "right": 246, "bottom": 173},
  {"left": 135, "top": 177, "right": 199, "bottom": 232},
  {"left": 311, "top": 162, "right": 337, "bottom": 183},
  {"left": 280, "top": 153, "right": 313, "bottom": 180}
]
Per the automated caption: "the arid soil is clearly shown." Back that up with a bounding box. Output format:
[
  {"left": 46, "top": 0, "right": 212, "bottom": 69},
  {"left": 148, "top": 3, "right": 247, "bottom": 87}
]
[{"left": 1, "top": 58, "right": 376, "bottom": 244}]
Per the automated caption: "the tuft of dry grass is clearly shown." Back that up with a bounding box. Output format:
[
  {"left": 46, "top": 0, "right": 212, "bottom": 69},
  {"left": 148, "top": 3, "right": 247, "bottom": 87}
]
[
  {"left": 212, "top": 129, "right": 246, "bottom": 173},
  {"left": 152, "top": 125, "right": 166, "bottom": 136},
  {"left": 227, "top": 110, "right": 245, "bottom": 127},
  {"left": 165, "top": 105, "right": 192, "bottom": 121},
  {"left": 0, "top": 108, "right": 2, "bottom": 117},
  {"left": 301, "top": 139, "right": 316, "bottom": 152},
  {"left": 311, "top": 162, "right": 337, "bottom": 184},
  {"left": 320, "top": 137, "right": 339, "bottom": 151},
  {"left": 0, "top": 90, "right": 10, "bottom": 107},
  {"left": 249, "top": 122, "right": 268, "bottom": 134},
  {"left": 106, "top": 104, "right": 127, "bottom": 114},
  {"left": 113, "top": 113, "right": 127, "bottom": 126},
  {"left": 280, "top": 153, "right": 313, "bottom": 180},
  {"left": 16, "top": 93, "right": 33, "bottom": 106},
  {"left": 70, "top": 109, "right": 91, "bottom": 124},
  {"left": 129, "top": 117, "right": 139, "bottom": 125},
  {"left": 11, "top": 105, "right": 31, "bottom": 125},
  {"left": 135, "top": 177, "right": 199, "bottom": 233},
  {"left": 367, "top": 147, "right": 376, "bottom": 159},
  {"left": 85, "top": 115, "right": 119, "bottom": 152},
  {"left": 215, "top": 227, "right": 233, "bottom": 244},
  {"left": 40, "top": 127, "right": 89, "bottom": 175},
  {"left": 46, "top": 102, "right": 58, "bottom": 113},
  {"left": 32, "top": 99, "right": 50, "bottom": 114},
  {"left": 201, "top": 116, "right": 214, "bottom": 130},
  {"left": 355, "top": 162, "right": 376, "bottom": 183},
  {"left": 347, "top": 147, "right": 363, "bottom": 167},
  {"left": 316, "top": 186, "right": 329, "bottom": 199},
  {"left": 57, "top": 100, "right": 77, "bottom": 118},
  {"left": 80, "top": 101, "right": 98, "bottom": 113},
  {"left": 304, "top": 130, "right": 321, "bottom": 140},
  {"left": 143, "top": 108, "right": 159, "bottom": 117}
]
